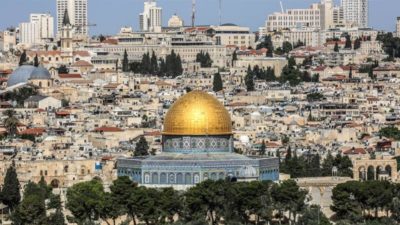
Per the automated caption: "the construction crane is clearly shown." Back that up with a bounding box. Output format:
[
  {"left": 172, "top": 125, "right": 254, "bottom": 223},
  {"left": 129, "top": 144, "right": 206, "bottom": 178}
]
[
  {"left": 74, "top": 23, "right": 97, "bottom": 32},
  {"left": 280, "top": 0, "right": 285, "bottom": 13}
]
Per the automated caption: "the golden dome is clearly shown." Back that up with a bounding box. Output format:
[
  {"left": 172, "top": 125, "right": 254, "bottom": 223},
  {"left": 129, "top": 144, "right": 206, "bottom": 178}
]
[{"left": 163, "top": 91, "right": 232, "bottom": 136}]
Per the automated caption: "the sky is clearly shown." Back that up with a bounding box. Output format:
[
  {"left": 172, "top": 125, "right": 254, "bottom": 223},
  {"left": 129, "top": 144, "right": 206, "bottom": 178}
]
[{"left": 0, "top": 0, "right": 398, "bottom": 35}]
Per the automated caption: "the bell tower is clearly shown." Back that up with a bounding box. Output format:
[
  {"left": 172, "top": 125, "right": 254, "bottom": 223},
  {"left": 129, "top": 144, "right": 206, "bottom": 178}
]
[{"left": 60, "top": 9, "right": 73, "bottom": 64}]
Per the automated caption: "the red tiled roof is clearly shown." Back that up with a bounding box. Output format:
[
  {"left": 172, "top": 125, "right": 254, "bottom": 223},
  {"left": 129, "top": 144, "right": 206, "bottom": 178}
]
[
  {"left": 55, "top": 111, "right": 70, "bottom": 116},
  {"left": 58, "top": 74, "right": 83, "bottom": 79},
  {"left": 72, "top": 60, "right": 93, "bottom": 67},
  {"left": 93, "top": 126, "right": 123, "bottom": 133},
  {"left": 343, "top": 148, "right": 367, "bottom": 155},
  {"left": 18, "top": 128, "right": 46, "bottom": 136}
]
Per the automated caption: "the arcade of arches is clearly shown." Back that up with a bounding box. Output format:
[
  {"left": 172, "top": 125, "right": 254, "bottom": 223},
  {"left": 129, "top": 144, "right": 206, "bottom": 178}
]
[{"left": 353, "top": 158, "right": 398, "bottom": 181}]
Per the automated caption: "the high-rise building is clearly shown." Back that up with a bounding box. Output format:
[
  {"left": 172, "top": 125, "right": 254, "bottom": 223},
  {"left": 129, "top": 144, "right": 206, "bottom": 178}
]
[
  {"left": 19, "top": 13, "right": 54, "bottom": 45},
  {"left": 396, "top": 17, "right": 400, "bottom": 37},
  {"left": 265, "top": 3, "right": 321, "bottom": 32},
  {"left": 341, "top": 0, "right": 368, "bottom": 28},
  {"left": 19, "top": 22, "right": 40, "bottom": 45},
  {"left": 30, "top": 14, "right": 54, "bottom": 40},
  {"left": 56, "top": 0, "right": 88, "bottom": 36},
  {"left": 139, "top": 0, "right": 162, "bottom": 32}
]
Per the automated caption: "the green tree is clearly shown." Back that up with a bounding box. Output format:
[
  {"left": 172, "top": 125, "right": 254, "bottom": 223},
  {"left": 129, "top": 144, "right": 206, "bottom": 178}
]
[
  {"left": 307, "top": 92, "right": 324, "bottom": 102},
  {"left": 345, "top": 34, "right": 352, "bottom": 49},
  {"left": 321, "top": 151, "right": 335, "bottom": 176},
  {"left": 134, "top": 136, "right": 149, "bottom": 156},
  {"left": 122, "top": 50, "right": 129, "bottom": 72},
  {"left": 259, "top": 140, "right": 266, "bottom": 156},
  {"left": 19, "top": 50, "right": 27, "bottom": 66},
  {"left": 244, "top": 67, "right": 255, "bottom": 92},
  {"left": 334, "top": 42, "right": 340, "bottom": 52},
  {"left": 354, "top": 37, "right": 362, "bottom": 50},
  {"left": 57, "top": 65, "right": 69, "bottom": 74},
  {"left": 1, "top": 165, "right": 21, "bottom": 211},
  {"left": 282, "top": 41, "right": 293, "bottom": 54},
  {"left": 379, "top": 126, "right": 400, "bottom": 140},
  {"left": 66, "top": 180, "right": 105, "bottom": 224},
  {"left": 212, "top": 73, "right": 223, "bottom": 92},
  {"left": 109, "top": 176, "right": 136, "bottom": 224},
  {"left": 272, "top": 179, "right": 308, "bottom": 224},
  {"left": 232, "top": 50, "right": 238, "bottom": 65},
  {"left": 298, "top": 205, "right": 331, "bottom": 225},
  {"left": 3, "top": 109, "right": 19, "bottom": 137},
  {"left": 34, "top": 54, "right": 39, "bottom": 67}
]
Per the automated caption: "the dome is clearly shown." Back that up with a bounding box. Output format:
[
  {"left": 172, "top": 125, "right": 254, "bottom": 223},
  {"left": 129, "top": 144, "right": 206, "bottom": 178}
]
[
  {"left": 7, "top": 65, "right": 36, "bottom": 87},
  {"left": 163, "top": 91, "right": 232, "bottom": 136},
  {"left": 30, "top": 67, "right": 51, "bottom": 80}
]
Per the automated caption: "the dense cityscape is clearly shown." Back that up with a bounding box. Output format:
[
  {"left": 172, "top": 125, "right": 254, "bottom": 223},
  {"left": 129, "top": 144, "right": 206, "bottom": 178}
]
[{"left": 1, "top": 0, "right": 400, "bottom": 224}]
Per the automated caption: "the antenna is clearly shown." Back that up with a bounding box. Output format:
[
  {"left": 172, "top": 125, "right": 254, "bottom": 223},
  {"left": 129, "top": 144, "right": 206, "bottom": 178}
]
[
  {"left": 192, "top": 0, "right": 196, "bottom": 27},
  {"left": 219, "top": 0, "right": 222, "bottom": 25},
  {"left": 280, "top": 0, "right": 284, "bottom": 13}
]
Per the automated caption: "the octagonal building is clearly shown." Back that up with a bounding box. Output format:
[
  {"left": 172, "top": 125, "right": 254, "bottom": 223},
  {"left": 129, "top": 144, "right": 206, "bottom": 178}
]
[{"left": 117, "top": 91, "right": 279, "bottom": 189}]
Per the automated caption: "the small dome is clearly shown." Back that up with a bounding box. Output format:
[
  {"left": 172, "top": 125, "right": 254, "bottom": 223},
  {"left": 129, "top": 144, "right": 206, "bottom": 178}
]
[
  {"left": 30, "top": 67, "right": 51, "bottom": 80},
  {"left": 7, "top": 65, "right": 36, "bottom": 87}
]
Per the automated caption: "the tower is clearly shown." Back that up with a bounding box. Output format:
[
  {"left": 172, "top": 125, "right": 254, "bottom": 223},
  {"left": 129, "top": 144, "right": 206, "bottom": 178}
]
[
  {"left": 341, "top": 0, "right": 368, "bottom": 28},
  {"left": 60, "top": 9, "right": 73, "bottom": 64},
  {"left": 397, "top": 17, "right": 400, "bottom": 37},
  {"left": 57, "top": 0, "right": 88, "bottom": 36},
  {"left": 139, "top": 0, "right": 162, "bottom": 32},
  {"left": 192, "top": 0, "right": 196, "bottom": 27}
]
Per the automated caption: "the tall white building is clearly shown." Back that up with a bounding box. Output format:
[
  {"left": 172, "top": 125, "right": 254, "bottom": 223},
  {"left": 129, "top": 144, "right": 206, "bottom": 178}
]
[
  {"left": 265, "top": 2, "right": 322, "bottom": 32},
  {"left": 30, "top": 14, "right": 54, "bottom": 40},
  {"left": 19, "top": 22, "right": 40, "bottom": 45},
  {"left": 397, "top": 17, "right": 400, "bottom": 37},
  {"left": 341, "top": 0, "right": 368, "bottom": 28},
  {"left": 139, "top": 0, "right": 162, "bottom": 32},
  {"left": 56, "top": 0, "right": 88, "bottom": 36},
  {"left": 19, "top": 13, "right": 54, "bottom": 45}
]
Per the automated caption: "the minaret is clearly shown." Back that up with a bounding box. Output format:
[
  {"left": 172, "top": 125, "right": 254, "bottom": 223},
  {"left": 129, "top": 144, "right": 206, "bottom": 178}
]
[{"left": 60, "top": 9, "right": 73, "bottom": 64}]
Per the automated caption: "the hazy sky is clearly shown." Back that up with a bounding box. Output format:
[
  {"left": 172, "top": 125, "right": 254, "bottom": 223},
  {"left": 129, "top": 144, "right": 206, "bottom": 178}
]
[{"left": 0, "top": 0, "right": 398, "bottom": 35}]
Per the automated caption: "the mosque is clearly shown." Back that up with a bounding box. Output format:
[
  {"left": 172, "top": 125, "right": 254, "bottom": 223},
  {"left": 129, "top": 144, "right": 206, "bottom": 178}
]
[{"left": 117, "top": 91, "right": 279, "bottom": 189}]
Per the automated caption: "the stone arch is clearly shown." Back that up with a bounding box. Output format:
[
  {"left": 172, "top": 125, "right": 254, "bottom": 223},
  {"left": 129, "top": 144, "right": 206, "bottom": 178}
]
[
  {"left": 80, "top": 165, "right": 87, "bottom": 175},
  {"left": 376, "top": 165, "right": 384, "bottom": 180},
  {"left": 160, "top": 173, "right": 167, "bottom": 184},
  {"left": 50, "top": 179, "right": 60, "bottom": 188},
  {"left": 151, "top": 173, "right": 158, "bottom": 184},
  {"left": 385, "top": 165, "right": 392, "bottom": 177},
  {"left": 176, "top": 173, "right": 183, "bottom": 184},
  {"left": 358, "top": 166, "right": 366, "bottom": 181},
  {"left": 367, "top": 165, "right": 375, "bottom": 180},
  {"left": 185, "top": 173, "right": 192, "bottom": 184}
]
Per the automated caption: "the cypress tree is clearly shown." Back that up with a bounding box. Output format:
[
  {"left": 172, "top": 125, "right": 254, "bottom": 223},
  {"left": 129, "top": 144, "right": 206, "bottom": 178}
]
[
  {"left": 334, "top": 42, "right": 340, "bottom": 52},
  {"left": 19, "top": 50, "right": 27, "bottom": 66},
  {"left": 150, "top": 51, "right": 158, "bottom": 74},
  {"left": 245, "top": 69, "right": 255, "bottom": 92},
  {"left": 134, "top": 136, "right": 149, "bottom": 156},
  {"left": 122, "top": 50, "right": 129, "bottom": 72},
  {"left": 34, "top": 54, "right": 39, "bottom": 67},
  {"left": 1, "top": 165, "right": 21, "bottom": 211},
  {"left": 260, "top": 140, "right": 266, "bottom": 156},
  {"left": 344, "top": 34, "right": 352, "bottom": 49},
  {"left": 213, "top": 72, "right": 223, "bottom": 92}
]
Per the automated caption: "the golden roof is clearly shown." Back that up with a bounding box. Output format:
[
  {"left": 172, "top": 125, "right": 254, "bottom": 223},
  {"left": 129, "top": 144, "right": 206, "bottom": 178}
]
[{"left": 163, "top": 91, "right": 232, "bottom": 136}]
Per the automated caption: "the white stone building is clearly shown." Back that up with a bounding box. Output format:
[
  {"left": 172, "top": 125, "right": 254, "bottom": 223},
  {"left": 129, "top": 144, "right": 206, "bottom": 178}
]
[{"left": 139, "top": 0, "right": 162, "bottom": 32}]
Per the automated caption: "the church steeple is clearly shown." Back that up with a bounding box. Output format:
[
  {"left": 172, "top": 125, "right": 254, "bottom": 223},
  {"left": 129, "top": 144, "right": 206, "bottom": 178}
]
[{"left": 62, "top": 9, "right": 71, "bottom": 26}]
